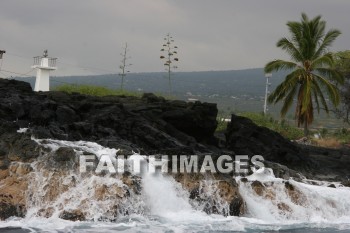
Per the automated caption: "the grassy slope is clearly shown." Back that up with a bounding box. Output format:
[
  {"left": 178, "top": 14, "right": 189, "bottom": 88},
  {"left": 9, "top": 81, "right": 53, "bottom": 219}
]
[{"left": 53, "top": 84, "right": 141, "bottom": 97}]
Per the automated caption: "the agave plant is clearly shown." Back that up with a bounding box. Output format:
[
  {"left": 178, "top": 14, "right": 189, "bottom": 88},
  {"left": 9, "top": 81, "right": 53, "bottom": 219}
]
[
  {"left": 265, "top": 13, "right": 344, "bottom": 136},
  {"left": 160, "top": 33, "right": 179, "bottom": 93}
]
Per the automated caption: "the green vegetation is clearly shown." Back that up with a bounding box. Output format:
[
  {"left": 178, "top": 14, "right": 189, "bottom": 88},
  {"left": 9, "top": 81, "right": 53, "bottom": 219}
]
[
  {"left": 216, "top": 116, "right": 229, "bottom": 133},
  {"left": 334, "top": 50, "right": 350, "bottom": 74},
  {"left": 54, "top": 84, "right": 140, "bottom": 97},
  {"left": 332, "top": 128, "right": 350, "bottom": 144},
  {"left": 265, "top": 13, "right": 344, "bottom": 136},
  {"left": 312, "top": 127, "right": 350, "bottom": 148},
  {"left": 53, "top": 84, "right": 178, "bottom": 100}
]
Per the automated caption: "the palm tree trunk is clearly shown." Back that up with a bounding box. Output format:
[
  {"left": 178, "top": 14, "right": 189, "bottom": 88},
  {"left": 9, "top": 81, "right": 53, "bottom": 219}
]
[{"left": 303, "top": 120, "right": 308, "bottom": 137}]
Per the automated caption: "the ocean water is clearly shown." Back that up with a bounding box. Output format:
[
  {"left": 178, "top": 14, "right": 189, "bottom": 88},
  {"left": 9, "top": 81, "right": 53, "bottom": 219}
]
[
  {"left": 1, "top": 216, "right": 350, "bottom": 232},
  {"left": 1, "top": 139, "right": 350, "bottom": 233}
]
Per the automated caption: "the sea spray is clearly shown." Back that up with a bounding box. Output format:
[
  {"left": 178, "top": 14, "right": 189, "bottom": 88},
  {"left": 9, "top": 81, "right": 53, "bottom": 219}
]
[
  {"left": 143, "top": 172, "right": 193, "bottom": 217},
  {"left": 237, "top": 168, "right": 350, "bottom": 223},
  {"left": 25, "top": 139, "right": 147, "bottom": 221},
  {"left": 193, "top": 179, "right": 231, "bottom": 216}
]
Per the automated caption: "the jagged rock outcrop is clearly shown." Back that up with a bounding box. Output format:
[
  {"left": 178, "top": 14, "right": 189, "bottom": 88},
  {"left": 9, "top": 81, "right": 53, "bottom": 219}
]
[
  {"left": 174, "top": 173, "right": 245, "bottom": 216},
  {"left": 304, "top": 146, "right": 350, "bottom": 181},
  {"left": 0, "top": 79, "right": 218, "bottom": 157},
  {"left": 225, "top": 114, "right": 314, "bottom": 172},
  {"left": 0, "top": 162, "right": 29, "bottom": 220},
  {"left": 225, "top": 114, "right": 350, "bottom": 181}
]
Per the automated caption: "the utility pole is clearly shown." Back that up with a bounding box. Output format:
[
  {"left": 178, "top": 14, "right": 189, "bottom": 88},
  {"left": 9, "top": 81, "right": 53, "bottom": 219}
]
[
  {"left": 119, "top": 42, "right": 131, "bottom": 90},
  {"left": 264, "top": 73, "right": 272, "bottom": 115}
]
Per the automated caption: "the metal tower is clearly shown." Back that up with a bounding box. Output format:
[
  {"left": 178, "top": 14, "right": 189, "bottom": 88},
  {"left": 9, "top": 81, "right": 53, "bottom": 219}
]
[{"left": 263, "top": 73, "right": 272, "bottom": 115}]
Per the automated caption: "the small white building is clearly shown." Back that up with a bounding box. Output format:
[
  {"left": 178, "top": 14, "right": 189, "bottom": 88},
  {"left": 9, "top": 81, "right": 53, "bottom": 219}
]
[{"left": 32, "top": 50, "right": 57, "bottom": 92}]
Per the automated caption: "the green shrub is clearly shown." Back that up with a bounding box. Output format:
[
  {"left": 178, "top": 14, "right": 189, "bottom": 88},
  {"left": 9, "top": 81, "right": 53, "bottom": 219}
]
[
  {"left": 333, "top": 128, "right": 350, "bottom": 144},
  {"left": 216, "top": 118, "right": 228, "bottom": 132},
  {"left": 215, "top": 111, "right": 231, "bottom": 132},
  {"left": 53, "top": 84, "right": 140, "bottom": 97},
  {"left": 320, "top": 128, "right": 328, "bottom": 137}
]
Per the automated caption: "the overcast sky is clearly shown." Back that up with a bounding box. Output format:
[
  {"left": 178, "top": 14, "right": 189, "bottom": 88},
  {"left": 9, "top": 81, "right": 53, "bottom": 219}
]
[{"left": 0, "top": 0, "right": 349, "bottom": 76}]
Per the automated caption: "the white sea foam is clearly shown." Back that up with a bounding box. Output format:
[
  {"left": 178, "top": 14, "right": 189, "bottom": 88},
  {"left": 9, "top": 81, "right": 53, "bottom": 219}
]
[
  {"left": 238, "top": 168, "right": 350, "bottom": 224},
  {"left": 16, "top": 128, "right": 28, "bottom": 133},
  {"left": 1, "top": 139, "right": 350, "bottom": 232}
]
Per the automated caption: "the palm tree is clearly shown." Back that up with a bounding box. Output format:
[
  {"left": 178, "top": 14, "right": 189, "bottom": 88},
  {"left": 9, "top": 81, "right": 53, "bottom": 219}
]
[{"left": 265, "top": 13, "right": 344, "bottom": 136}]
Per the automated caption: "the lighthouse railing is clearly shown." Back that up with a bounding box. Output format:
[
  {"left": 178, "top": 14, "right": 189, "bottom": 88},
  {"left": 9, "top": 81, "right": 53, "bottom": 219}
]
[
  {"left": 33, "top": 56, "right": 41, "bottom": 66},
  {"left": 33, "top": 56, "right": 57, "bottom": 68},
  {"left": 48, "top": 58, "right": 57, "bottom": 67}
]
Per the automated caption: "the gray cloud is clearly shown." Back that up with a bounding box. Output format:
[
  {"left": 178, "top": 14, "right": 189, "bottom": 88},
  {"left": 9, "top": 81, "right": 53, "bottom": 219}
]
[{"left": 0, "top": 0, "right": 349, "bottom": 76}]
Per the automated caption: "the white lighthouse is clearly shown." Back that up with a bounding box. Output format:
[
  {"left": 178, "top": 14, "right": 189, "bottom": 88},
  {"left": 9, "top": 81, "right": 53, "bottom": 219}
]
[{"left": 32, "top": 50, "right": 57, "bottom": 92}]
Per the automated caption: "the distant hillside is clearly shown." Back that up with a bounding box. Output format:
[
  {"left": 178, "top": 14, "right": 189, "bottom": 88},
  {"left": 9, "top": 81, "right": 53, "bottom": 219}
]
[
  {"left": 15, "top": 68, "right": 286, "bottom": 112},
  {"left": 16, "top": 68, "right": 285, "bottom": 95}
]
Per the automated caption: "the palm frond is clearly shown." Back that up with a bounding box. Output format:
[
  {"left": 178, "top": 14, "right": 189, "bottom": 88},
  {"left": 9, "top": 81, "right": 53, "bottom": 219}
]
[
  {"left": 280, "top": 83, "right": 298, "bottom": 117},
  {"left": 311, "top": 53, "right": 334, "bottom": 69},
  {"left": 314, "top": 74, "right": 341, "bottom": 106},
  {"left": 264, "top": 60, "right": 298, "bottom": 73},
  {"left": 314, "top": 29, "right": 341, "bottom": 58},
  {"left": 314, "top": 67, "right": 344, "bottom": 84},
  {"left": 268, "top": 69, "right": 302, "bottom": 104},
  {"left": 312, "top": 88, "right": 320, "bottom": 114},
  {"left": 286, "top": 21, "right": 303, "bottom": 50},
  {"left": 277, "top": 38, "right": 303, "bottom": 61},
  {"left": 312, "top": 80, "right": 329, "bottom": 113}
]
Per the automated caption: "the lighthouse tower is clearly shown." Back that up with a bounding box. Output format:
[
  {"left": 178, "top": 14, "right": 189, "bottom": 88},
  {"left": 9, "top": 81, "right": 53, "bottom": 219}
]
[{"left": 32, "top": 50, "right": 57, "bottom": 92}]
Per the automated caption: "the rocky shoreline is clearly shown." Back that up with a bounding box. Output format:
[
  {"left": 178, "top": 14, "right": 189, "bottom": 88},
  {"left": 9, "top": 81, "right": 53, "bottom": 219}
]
[{"left": 0, "top": 79, "right": 349, "bottom": 221}]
